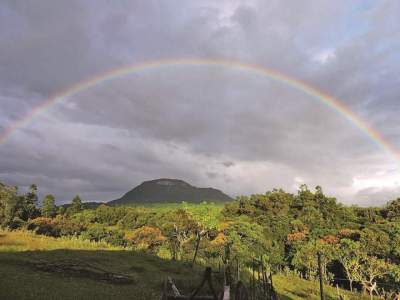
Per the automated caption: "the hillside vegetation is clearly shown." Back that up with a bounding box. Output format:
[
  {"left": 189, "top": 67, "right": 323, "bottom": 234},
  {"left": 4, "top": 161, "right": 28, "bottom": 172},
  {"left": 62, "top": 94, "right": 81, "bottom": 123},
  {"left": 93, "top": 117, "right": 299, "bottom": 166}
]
[{"left": 1, "top": 182, "right": 400, "bottom": 299}]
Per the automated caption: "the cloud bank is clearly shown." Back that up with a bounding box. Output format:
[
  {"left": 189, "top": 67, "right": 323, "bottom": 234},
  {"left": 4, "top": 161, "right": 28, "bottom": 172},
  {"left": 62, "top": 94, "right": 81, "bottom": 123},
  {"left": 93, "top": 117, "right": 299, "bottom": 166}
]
[{"left": 0, "top": 0, "right": 399, "bottom": 205}]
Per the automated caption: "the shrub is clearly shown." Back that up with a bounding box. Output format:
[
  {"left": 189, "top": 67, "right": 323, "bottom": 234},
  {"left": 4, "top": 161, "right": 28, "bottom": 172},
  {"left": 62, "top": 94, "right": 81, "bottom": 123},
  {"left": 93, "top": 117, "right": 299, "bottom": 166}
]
[
  {"left": 54, "top": 215, "right": 84, "bottom": 236},
  {"left": 338, "top": 228, "right": 360, "bottom": 240},
  {"left": 126, "top": 226, "right": 166, "bottom": 253},
  {"left": 80, "top": 223, "right": 127, "bottom": 247},
  {"left": 28, "top": 217, "right": 59, "bottom": 236},
  {"left": 118, "top": 209, "right": 155, "bottom": 229},
  {"left": 103, "top": 230, "right": 126, "bottom": 247},
  {"left": 117, "top": 210, "right": 140, "bottom": 229},
  {"left": 320, "top": 235, "right": 339, "bottom": 245},
  {"left": 70, "top": 210, "right": 96, "bottom": 227},
  {"left": 94, "top": 205, "right": 128, "bottom": 226},
  {"left": 80, "top": 223, "right": 108, "bottom": 242},
  {"left": 8, "top": 217, "right": 26, "bottom": 230},
  {"left": 201, "top": 232, "right": 227, "bottom": 260},
  {"left": 287, "top": 232, "right": 307, "bottom": 243},
  {"left": 28, "top": 216, "right": 83, "bottom": 237}
]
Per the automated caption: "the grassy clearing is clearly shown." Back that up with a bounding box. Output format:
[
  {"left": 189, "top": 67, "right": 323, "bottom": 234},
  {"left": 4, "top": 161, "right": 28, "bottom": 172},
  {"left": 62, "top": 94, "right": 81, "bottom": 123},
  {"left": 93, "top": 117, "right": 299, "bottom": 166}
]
[
  {"left": 0, "top": 229, "right": 206, "bottom": 300},
  {"left": 127, "top": 201, "right": 224, "bottom": 228},
  {"left": 0, "top": 230, "right": 371, "bottom": 300},
  {"left": 274, "top": 274, "right": 371, "bottom": 300},
  {"left": 0, "top": 229, "right": 125, "bottom": 252}
]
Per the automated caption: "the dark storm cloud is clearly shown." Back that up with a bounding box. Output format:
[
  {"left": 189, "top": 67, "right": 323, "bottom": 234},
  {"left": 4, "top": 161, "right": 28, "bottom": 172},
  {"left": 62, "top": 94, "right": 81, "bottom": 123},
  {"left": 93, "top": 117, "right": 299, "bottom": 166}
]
[{"left": 0, "top": 0, "right": 399, "bottom": 204}]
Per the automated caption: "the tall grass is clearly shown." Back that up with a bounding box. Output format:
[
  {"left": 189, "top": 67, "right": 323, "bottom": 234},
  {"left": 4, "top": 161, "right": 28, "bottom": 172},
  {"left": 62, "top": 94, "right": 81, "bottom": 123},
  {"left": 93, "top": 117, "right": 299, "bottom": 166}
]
[{"left": 0, "top": 229, "right": 126, "bottom": 252}]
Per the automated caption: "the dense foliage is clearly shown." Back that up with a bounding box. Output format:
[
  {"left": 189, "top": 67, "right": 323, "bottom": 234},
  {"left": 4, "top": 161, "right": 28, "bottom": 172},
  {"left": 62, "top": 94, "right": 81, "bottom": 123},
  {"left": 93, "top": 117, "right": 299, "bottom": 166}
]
[{"left": 1, "top": 181, "right": 400, "bottom": 298}]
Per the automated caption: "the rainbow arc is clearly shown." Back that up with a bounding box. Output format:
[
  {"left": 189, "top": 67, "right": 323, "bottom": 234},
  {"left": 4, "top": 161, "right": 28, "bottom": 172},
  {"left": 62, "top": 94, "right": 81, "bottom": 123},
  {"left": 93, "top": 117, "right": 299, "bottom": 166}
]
[{"left": 0, "top": 58, "right": 398, "bottom": 164}]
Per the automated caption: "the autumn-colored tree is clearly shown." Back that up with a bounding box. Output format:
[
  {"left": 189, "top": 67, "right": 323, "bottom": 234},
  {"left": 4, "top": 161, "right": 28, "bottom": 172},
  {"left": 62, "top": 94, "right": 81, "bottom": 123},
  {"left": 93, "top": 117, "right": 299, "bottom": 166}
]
[{"left": 126, "top": 226, "right": 166, "bottom": 253}]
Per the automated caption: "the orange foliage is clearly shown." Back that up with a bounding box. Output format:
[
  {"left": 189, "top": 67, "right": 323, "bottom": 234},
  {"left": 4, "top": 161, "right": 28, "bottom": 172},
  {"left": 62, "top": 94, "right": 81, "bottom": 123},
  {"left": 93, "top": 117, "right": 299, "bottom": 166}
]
[
  {"left": 210, "top": 233, "right": 227, "bottom": 247},
  {"left": 126, "top": 226, "right": 166, "bottom": 253},
  {"left": 339, "top": 228, "right": 353, "bottom": 238},
  {"left": 287, "top": 231, "right": 306, "bottom": 243},
  {"left": 338, "top": 228, "right": 360, "bottom": 240},
  {"left": 321, "top": 235, "right": 339, "bottom": 244}
]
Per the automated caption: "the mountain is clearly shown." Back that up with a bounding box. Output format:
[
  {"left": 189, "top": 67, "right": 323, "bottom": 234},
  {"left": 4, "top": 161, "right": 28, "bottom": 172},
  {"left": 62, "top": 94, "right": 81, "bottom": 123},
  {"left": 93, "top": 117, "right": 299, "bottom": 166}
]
[{"left": 108, "top": 178, "right": 232, "bottom": 205}]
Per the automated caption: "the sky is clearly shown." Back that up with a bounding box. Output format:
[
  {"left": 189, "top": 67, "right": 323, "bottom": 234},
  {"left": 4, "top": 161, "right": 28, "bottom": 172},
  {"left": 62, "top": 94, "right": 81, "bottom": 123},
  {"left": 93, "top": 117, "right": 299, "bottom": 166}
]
[{"left": 0, "top": 0, "right": 399, "bottom": 205}]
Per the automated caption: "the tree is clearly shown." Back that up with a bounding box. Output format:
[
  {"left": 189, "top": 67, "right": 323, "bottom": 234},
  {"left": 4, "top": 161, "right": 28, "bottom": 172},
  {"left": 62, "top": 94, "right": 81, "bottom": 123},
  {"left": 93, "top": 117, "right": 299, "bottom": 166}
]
[
  {"left": 41, "top": 194, "right": 57, "bottom": 218},
  {"left": 291, "top": 242, "right": 319, "bottom": 279},
  {"left": 57, "top": 206, "right": 66, "bottom": 215},
  {"left": 389, "top": 223, "right": 400, "bottom": 258},
  {"left": 359, "top": 256, "right": 390, "bottom": 299},
  {"left": 386, "top": 198, "right": 400, "bottom": 220},
  {"left": 159, "top": 209, "right": 197, "bottom": 260},
  {"left": 359, "top": 228, "right": 390, "bottom": 258},
  {"left": 67, "top": 195, "right": 83, "bottom": 215},
  {"left": 223, "top": 219, "right": 267, "bottom": 264},
  {"left": 199, "top": 232, "right": 227, "bottom": 264},
  {"left": 292, "top": 240, "right": 337, "bottom": 281},
  {"left": 338, "top": 239, "right": 364, "bottom": 292},
  {"left": 0, "top": 183, "right": 27, "bottom": 229},
  {"left": 94, "top": 204, "right": 127, "bottom": 226},
  {"left": 0, "top": 183, "right": 21, "bottom": 226},
  {"left": 126, "top": 226, "right": 166, "bottom": 253},
  {"left": 22, "top": 184, "right": 40, "bottom": 220}
]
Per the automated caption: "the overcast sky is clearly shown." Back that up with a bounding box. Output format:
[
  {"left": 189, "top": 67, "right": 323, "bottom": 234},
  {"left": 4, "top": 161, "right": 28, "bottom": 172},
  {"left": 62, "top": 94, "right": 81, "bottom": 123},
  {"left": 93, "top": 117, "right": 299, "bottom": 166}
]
[{"left": 0, "top": 1, "right": 399, "bottom": 205}]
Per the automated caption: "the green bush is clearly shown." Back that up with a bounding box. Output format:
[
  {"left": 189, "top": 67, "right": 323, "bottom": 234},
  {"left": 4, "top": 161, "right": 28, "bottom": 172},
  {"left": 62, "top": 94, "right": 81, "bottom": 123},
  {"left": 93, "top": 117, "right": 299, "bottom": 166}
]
[
  {"left": 104, "top": 230, "right": 126, "bottom": 247},
  {"left": 80, "top": 223, "right": 108, "bottom": 241},
  {"left": 8, "top": 217, "right": 26, "bottom": 230},
  {"left": 80, "top": 223, "right": 127, "bottom": 247}
]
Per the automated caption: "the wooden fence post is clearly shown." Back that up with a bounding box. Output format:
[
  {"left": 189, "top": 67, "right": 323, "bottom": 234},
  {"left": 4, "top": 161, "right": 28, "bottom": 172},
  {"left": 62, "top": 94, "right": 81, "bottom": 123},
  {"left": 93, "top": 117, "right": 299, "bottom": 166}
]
[
  {"left": 252, "top": 259, "right": 255, "bottom": 300},
  {"left": 191, "top": 231, "right": 201, "bottom": 267},
  {"left": 317, "top": 252, "right": 325, "bottom": 300},
  {"left": 237, "top": 259, "right": 240, "bottom": 282}
]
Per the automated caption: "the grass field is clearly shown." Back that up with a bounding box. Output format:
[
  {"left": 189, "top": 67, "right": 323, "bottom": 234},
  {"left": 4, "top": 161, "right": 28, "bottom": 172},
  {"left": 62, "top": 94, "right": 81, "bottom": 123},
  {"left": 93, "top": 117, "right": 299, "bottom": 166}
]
[
  {"left": 130, "top": 201, "right": 225, "bottom": 228},
  {"left": 0, "top": 230, "right": 371, "bottom": 300},
  {"left": 0, "top": 230, "right": 206, "bottom": 300}
]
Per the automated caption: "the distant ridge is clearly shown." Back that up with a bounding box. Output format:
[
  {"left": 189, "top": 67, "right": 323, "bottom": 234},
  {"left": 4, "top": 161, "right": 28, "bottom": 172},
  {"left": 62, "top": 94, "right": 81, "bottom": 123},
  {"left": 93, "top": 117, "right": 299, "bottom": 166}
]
[{"left": 108, "top": 178, "right": 232, "bottom": 205}]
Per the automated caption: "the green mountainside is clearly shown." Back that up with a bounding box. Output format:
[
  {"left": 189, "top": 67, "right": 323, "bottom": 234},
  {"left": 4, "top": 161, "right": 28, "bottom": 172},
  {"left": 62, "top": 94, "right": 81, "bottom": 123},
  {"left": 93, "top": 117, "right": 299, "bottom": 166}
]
[{"left": 108, "top": 178, "right": 232, "bottom": 205}]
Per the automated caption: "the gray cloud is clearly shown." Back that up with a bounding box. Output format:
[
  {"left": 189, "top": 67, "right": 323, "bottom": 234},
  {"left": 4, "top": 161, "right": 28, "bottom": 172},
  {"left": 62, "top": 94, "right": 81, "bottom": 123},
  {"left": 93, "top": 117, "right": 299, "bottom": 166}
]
[{"left": 0, "top": 0, "right": 399, "bottom": 205}]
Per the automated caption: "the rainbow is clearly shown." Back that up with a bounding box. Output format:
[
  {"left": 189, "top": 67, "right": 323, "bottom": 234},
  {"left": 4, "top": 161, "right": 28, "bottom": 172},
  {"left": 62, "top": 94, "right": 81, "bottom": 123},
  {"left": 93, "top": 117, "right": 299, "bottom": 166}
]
[{"left": 1, "top": 58, "right": 398, "bottom": 163}]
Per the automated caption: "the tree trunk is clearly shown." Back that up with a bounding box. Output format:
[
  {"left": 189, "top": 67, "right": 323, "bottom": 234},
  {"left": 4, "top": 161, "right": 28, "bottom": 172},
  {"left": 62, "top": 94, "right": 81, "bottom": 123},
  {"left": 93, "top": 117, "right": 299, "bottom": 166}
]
[{"left": 191, "top": 232, "right": 201, "bottom": 267}]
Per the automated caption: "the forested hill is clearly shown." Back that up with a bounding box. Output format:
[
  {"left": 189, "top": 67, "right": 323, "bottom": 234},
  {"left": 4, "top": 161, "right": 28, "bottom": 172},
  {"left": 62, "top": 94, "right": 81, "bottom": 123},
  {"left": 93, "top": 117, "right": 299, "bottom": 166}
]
[{"left": 108, "top": 178, "right": 233, "bottom": 205}]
